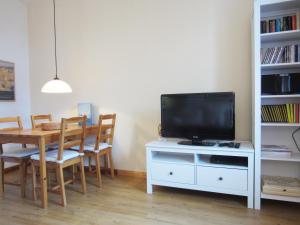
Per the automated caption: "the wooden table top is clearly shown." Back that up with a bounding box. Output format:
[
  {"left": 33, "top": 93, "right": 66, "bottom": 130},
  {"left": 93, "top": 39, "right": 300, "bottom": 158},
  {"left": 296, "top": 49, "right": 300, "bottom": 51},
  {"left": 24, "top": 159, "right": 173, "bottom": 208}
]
[{"left": 0, "top": 125, "right": 98, "bottom": 138}]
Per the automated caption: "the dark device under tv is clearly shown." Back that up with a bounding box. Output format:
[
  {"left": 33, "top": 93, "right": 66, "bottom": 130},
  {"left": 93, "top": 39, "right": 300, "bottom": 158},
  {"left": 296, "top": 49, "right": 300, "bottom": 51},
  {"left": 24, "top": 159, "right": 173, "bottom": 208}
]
[
  {"left": 210, "top": 155, "right": 247, "bottom": 167},
  {"left": 161, "top": 92, "right": 235, "bottom": 146}
]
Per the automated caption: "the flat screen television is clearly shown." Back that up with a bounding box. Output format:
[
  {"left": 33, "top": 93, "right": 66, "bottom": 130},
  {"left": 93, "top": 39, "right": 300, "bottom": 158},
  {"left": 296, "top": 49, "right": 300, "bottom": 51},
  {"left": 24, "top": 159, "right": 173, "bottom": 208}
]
[{"left": 161, "top": 92, "right": 235, "bottom": 145}]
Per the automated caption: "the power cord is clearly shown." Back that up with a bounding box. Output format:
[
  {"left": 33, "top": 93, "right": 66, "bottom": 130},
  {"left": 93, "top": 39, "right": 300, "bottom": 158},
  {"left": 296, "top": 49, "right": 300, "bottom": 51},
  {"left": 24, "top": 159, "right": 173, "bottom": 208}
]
[{"left": 292, "top": 127, "right": 300, "bottom": 152}]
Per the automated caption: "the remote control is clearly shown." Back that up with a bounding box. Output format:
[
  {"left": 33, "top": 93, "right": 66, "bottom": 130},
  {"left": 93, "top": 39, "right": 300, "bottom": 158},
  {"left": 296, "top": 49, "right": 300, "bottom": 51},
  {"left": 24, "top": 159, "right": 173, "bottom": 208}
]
[
  {"left": 218, "top": 142, "right": 229, "bottom": 147},
  {"left": 234, "top": 143, "right": 240, "bottom": 148},
  {"left": 228, "top": 142, "right": 235, "bottom": 148}
]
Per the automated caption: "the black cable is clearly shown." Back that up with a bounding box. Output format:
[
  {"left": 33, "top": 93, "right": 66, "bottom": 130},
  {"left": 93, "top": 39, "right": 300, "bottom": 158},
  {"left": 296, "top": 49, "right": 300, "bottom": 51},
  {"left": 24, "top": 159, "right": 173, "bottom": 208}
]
[
  {"left": 53, "top": 0, "right": 58, "bottom": 79},
  {"left": 292, "top": 127, "right": 300, "bottom": 152}
]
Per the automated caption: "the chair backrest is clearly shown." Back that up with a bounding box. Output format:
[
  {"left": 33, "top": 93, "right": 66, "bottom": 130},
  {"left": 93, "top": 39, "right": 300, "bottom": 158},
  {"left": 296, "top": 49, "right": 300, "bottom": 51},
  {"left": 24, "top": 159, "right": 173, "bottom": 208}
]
[
  {"left": 31, "top": 114, "right": 52, "bottom": 128},
  {"left": 95, "top": 114, "right": 116, "bottom": 150},
  {"left": 0, "top": 116, "right": 23, "bottom": 131},
  {"left": 0, "top": 117, "right": 25, "bottom": 149},
  {"left": 57, "top": 116, "right": 87, "bottom": 161}
]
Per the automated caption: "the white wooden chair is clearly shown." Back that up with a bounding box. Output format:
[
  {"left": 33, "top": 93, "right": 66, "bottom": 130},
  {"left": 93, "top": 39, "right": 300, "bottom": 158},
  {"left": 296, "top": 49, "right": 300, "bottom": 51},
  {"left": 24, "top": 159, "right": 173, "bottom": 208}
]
[
  {"left": 71, "top": 114, "right": 116, "bottom": 187},
  {"left": 31, "top": 116, "right": 87, "bottom": 207},
  {"left": 0, "top": 117, "right": 39, "bottom": 198}
]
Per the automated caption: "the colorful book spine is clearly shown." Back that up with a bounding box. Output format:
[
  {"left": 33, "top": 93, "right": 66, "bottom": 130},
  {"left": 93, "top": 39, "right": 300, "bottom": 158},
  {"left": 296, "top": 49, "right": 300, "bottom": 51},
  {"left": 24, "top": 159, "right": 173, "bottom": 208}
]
[
  {"left": 261, "top": 14, "right": 298, "bottom": 34},
  {"left": 261, "top": 104, "right": 300, "bottom": 123},
  {"left": 261, "top": 45, "right": 299, "bottom": 64}
]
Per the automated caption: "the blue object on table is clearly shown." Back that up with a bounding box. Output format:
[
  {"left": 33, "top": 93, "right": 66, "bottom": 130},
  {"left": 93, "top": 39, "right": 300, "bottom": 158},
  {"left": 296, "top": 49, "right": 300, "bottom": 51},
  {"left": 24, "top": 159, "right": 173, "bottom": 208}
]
[{"left": 78, "top": 103, "right": 93, "bottom": 125}]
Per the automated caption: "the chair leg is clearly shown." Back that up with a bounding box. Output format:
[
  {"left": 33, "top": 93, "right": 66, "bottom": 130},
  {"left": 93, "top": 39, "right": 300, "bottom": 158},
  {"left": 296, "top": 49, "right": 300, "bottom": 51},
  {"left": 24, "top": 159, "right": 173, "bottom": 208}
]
[
  {"left": 56, "top": 164, "right": 66, "bottom": 207},
  {"left": 71, "top": 165, "right": 76, "bottom": 184},
  {"left": 104, "top": 155, "right": 108, "bottom": 175},
  {"left": 46, "top": 170, "right": 50, "bottom": 188},
  {"left": 108, "top": 151, "right": 114, "bottom": 178},
  {"left": 88, "top": 157, "right": 92, "bottom": 172},
  {"left": 31, "top": 162, "right": 37, "bottom": 201},
  {"left": 79, "top": 157, "right": 87, "bottom": 194},
  {"left": 20, "top": 161, "right": 26, "bottom": 198},
  {"left": 24, "top": 161, "right": 28, "bottom": 191},
  {"left": 95, "top": 154, "right": 102, "bottom": 187},
  {"left": 0, "top": 159, "right": 4, "bottom": 196}
]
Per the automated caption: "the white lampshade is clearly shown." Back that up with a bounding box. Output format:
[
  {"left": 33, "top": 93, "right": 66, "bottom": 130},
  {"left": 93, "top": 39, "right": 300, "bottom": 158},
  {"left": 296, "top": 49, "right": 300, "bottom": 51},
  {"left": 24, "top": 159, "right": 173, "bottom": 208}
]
[{"left": 41, "top": 78, "right": 72, "bottom": 93}]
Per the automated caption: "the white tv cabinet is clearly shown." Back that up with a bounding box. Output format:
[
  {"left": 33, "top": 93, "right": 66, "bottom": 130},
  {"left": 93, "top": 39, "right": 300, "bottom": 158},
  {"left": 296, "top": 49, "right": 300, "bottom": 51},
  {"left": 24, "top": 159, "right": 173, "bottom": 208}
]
[{"left": 146, "top": 139, "right": 254, "bottom": 208}]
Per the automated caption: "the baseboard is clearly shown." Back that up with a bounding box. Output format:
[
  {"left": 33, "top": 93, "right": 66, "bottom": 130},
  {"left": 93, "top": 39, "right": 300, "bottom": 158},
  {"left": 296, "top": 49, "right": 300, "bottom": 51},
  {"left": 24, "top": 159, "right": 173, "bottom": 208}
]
[
  {"left": 86, "top": 166, "right": 146, "bottom": 178},
  {"left": 4, "top": 164, "right": 146, "bottom": 179},
  {"left": 116, "top": 169, "right": 146, "bottom": 178}
]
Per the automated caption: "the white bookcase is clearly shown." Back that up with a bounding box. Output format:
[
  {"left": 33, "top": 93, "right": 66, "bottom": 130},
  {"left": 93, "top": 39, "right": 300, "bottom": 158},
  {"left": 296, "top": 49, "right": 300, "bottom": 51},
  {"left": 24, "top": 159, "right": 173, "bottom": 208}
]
[{"left": 253, "top": 0, "right": 300, "bottom": 209}]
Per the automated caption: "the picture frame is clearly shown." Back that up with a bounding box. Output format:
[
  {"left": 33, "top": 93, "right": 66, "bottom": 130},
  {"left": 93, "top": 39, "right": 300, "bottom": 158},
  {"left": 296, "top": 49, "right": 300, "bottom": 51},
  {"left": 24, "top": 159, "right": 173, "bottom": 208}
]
[{"left": 0, "top": 60, "right": 15, "bottom": 101}]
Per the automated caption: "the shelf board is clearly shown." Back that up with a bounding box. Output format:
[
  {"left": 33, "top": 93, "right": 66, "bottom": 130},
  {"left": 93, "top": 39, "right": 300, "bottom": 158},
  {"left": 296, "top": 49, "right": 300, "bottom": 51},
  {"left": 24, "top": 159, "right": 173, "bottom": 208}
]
[
  {"left": 261, "top": 123, "right": 300, "bottom": 127},
  {"left": 261, "top": 193, "right": 300, "bottom": 203},
  {"left": 152, "top": 152, "right": 194, "bottom": 164},
  {"left": 196, "top": 160, "right": 247, "bottom": 170},
  {"left": 261, "top": 62, "right": 300, "bottom": 70},
  {"left": 261, "top": 0, "right": 300, "bottom": 13},
  {"left": 261, "top": 30, "right": 300, "bottom": 43},
  {"left": 196, "top": 155, "right": 247, "bottom": 170},
  {"left": 261, "top": 94, "right": 300, "bottom": 99},
  {"left": 261, "top": 152, "right": 300, "bottom": 162}
]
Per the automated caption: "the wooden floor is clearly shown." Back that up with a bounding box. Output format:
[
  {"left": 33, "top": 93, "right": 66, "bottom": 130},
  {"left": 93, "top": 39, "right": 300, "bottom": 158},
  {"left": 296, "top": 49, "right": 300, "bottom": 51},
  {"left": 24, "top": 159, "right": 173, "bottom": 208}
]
[{"left": 0, "top": 171, "right": 300, "bottom": 225}]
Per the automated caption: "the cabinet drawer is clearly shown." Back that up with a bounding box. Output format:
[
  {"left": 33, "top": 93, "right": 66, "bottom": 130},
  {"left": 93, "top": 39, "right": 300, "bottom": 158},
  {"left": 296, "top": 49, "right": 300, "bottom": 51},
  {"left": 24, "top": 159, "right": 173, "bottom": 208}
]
[
  {"left": 151, "top": 162, "right": 195, "bottom": 184},
  {"left": 196, "top": 166, "right": 247, "bottom": 191}
]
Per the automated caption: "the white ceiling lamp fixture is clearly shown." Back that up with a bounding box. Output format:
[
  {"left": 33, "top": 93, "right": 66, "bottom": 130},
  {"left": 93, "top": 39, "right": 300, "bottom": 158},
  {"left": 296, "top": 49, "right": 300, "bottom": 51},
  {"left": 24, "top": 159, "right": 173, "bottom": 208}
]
[{"left": 41, "top": 0, "right": 72, "bottom": 93}]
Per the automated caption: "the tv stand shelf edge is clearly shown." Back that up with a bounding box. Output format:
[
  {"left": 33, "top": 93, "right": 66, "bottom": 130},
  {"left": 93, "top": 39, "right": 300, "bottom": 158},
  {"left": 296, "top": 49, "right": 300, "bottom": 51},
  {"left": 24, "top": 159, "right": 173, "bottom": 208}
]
[{"left": 145, "top": 139, "right": 255, "bottom": 209}]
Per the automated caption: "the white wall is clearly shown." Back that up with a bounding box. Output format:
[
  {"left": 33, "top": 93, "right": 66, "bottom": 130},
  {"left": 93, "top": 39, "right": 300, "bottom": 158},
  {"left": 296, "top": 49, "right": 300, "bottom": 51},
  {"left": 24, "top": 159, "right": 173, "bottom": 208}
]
[
  {"left": 0, "top": 0, "right": 31, "bottom": 158},
  {"left": 28, "top": 0, "right": 253, "bottom": 172}
]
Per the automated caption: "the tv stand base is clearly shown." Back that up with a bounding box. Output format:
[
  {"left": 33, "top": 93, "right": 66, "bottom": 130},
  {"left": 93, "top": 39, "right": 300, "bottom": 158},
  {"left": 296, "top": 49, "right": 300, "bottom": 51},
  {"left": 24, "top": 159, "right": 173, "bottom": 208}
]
[{"left": 146, "top": 139, "right": 254, "bottom": 208}]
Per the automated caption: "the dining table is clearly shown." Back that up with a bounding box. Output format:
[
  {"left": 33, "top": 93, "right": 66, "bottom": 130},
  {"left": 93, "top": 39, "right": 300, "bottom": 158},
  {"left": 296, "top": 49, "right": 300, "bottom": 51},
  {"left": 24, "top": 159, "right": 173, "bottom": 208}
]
[{"left": 0, "top": 125, "right": 98, "bottom": 208}]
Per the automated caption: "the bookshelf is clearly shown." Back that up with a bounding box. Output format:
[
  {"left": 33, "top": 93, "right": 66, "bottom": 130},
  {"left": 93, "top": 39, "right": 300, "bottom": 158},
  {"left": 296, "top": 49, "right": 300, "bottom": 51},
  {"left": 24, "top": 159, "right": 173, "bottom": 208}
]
[
  {"left": 253, "top": 0, "right": 300, "bottom": 209},
  {"left": 261, "top": 122, "right": 300, "bottom": 127},
  {"left": 261, "top": 152, "right": 300, "bottom": 162},
  {"left": 261, "top": 29, "right": 300, "bottom": 42},
  {"left": 261, "top": 94, "right": 300, "bottom": 98},
  {"left": 261, "top": 193, "right": 300, "bottom": 203},
  {"left": 261, "top": 62, "right": 300, "bottom": 70}
]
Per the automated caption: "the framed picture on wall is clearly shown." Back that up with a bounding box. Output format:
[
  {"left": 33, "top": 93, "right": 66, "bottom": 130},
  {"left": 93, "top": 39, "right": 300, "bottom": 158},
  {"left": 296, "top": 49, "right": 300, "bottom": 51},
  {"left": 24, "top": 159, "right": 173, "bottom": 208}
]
[{"left": 0, "top": 60, "right": 15, "bottom": 101}]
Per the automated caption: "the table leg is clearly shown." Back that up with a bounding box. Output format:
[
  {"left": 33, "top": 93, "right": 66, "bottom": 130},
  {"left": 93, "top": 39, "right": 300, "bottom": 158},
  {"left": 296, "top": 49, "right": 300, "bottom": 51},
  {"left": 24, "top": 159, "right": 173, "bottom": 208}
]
[
  {"left": 38, "top": 137, "right": 47, "bottom": 208},
  {"left": 0, "top": 144, "right": 4, "bottom": 196}
]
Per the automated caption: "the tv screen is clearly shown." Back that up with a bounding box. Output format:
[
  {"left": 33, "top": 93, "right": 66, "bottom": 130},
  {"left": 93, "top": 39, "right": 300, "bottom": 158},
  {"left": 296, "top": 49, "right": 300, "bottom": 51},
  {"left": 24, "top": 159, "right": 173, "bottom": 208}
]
[{"left": 161, "top": 92, "right": 235, "bottom": 141}]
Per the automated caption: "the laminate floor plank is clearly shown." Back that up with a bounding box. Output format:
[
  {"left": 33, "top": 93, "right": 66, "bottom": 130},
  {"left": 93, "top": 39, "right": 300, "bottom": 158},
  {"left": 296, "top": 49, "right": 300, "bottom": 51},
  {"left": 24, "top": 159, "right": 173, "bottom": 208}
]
[{"left": 0, "top": 172, "right": 299, "bottom": 225}]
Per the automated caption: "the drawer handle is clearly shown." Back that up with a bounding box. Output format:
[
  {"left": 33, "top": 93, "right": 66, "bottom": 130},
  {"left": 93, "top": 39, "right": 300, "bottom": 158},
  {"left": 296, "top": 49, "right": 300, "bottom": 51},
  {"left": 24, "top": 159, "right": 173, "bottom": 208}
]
[
  {"left": 169, "top": 172, "right": 173, "bottom": 175},
  {"left": 218, "top": 177, "right": 223, "bottom": 181},
  {"left": 283, "top": 189, "right": 287, "bottom": 192}
]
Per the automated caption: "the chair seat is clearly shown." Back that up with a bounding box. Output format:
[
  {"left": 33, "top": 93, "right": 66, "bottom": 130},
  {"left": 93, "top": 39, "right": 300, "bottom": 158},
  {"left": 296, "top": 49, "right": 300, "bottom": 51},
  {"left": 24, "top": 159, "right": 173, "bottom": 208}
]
[
  {"left": 71, "top": 143, "right": 112, "bottom": 153},
  {"left": 31, "top": 149, "right": 84, "bottom": 164},
  {"left": 0, "top": 148, "right": 39, "bottom": 159},
  {"left": 46, "top": 143, "right": 59, "bottom": 150}
]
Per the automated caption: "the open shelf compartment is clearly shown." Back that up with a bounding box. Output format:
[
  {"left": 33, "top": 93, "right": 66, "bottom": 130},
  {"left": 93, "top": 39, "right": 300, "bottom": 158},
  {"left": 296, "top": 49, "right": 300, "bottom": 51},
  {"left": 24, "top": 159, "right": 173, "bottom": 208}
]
[
  {"left": 196, "top": 154, "right": 248, "bottom": 169},
  {"left": 151, "top": 151, "right": 195, "bottom": 165}
]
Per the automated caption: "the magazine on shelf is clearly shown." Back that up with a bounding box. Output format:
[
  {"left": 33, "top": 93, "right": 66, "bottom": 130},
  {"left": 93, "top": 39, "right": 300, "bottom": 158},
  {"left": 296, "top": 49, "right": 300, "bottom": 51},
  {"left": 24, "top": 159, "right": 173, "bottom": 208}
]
[{"left": 261, "top": 144, "right": 292, "bottom": 157}]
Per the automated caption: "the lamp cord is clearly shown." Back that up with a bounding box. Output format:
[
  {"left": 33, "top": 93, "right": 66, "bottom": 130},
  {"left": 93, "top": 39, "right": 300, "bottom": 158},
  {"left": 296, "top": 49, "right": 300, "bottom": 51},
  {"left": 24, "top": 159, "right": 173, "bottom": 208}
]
[
  {"left": 292, "top": 127, "right": 300, "bottom": 152},
  {"left": 53, "top": 0, "right": 58, "bottom": 79}
]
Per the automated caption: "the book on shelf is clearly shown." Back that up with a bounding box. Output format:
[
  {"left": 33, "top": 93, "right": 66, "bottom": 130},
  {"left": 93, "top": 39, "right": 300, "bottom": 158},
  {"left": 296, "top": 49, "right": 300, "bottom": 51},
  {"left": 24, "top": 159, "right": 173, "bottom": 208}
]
[
  {"left": 261, "top": 45, "right": 300, "bottom": 64},
  {"left": 262, "top": 175, "right": 300, "bottom": 197},
  {"left": 261, "top": 104, "right": 300, "bottom": 123},
  {"left": 261, "top": 144, "right": 292, "bottom": 157},
  {"left": 298, "top": 12, "right": 300, "bottom": 30},
  {"left": 261, "top": 14, "right": 298, "bottom": 34}
]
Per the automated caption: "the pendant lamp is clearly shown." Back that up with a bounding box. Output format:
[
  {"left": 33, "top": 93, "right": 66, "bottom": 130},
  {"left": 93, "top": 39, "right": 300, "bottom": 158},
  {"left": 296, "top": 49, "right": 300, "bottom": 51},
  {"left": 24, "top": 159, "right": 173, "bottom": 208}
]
[{"left": 41, "top": 0, "right": 72, "bottom": 93}]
